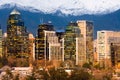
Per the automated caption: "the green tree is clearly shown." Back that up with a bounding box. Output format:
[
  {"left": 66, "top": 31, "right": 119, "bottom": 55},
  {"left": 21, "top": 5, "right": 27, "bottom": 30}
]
[
  {"left": 69, "top": 69, "right": 92, "bottom": 80},
  {"left": 49, "top": 68, "right": 68, "bottom": 80},
  {"left": 82, "top": 62, "right": 91, "bottom": 69}
]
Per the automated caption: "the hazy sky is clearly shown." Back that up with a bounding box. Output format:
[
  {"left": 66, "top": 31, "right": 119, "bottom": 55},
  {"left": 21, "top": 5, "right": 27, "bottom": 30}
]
[{"left": 0, "top": 0, "right": 120, "bottom": 15}]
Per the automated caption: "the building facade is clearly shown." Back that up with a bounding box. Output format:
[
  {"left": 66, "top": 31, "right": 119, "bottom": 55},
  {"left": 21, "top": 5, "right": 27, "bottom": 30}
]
[
  {"left": 64, "top": 22, "right": 81, "bottom": 65},
  {"left": 44, "top": 31, "right": 62, "bottom": 61},
  {"left": 97, "top": 30, "right": 120, "bottom": 67},
  {"left": 6, "top": 9, "right": 29, "bottom": 57},
  {"left": 110, "top": 43, "right": 120, "bottom": 67},
  {"left": 77, "top": 20, "right": 94, "bottom": 63},
  {"left": 35, "top": 23, "right": 62, "bottom": 61}
]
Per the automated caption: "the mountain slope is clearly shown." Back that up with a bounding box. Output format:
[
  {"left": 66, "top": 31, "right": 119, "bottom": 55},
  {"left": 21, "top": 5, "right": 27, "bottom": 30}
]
[{"left": 0, "top": 8, "right": 120, "bottom": 38}]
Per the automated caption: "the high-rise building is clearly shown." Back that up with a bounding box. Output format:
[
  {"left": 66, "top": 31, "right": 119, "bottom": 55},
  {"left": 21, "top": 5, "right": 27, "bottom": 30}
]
[
  {"left": 77, "top": 20, "right": 94, "bottom": 63},
  {"left": 44, "top": 31, "right": 62, "bottom": 61},
  {"left": 6, "top": 9, "right": 29, "bottom": 57},
  {"left": 64, "top": 22, "right": 81, "bottom": 65},
  {"left": 110, "top": 43, "right": 120, "bottom": 67},
  {"left": 97, "top": 30, "right": 120, "bottom": 67},
  {"left": 0, "top": 25, "right": 2, "bottom": 56},
  {"left": 35, "top": 23, "right": 54, "bottom": 60}
]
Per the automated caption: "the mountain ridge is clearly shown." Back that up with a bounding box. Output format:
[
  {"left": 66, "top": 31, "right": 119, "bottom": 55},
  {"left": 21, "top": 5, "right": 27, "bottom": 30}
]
[
  {"left": 0, "top": 0, "right": 120, "bottom": 16},
  {"left": 0, "top": 7, "right": 120, "bottom": 38}
]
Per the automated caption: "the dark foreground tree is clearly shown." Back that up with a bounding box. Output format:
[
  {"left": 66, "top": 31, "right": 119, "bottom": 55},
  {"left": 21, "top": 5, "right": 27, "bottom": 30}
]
[{"left": 69, "top": 69, "right": 92, "bottom": 80}]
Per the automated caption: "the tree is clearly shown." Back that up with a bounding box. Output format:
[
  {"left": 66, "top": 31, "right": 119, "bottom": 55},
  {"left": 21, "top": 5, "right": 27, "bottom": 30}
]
[
  {"left": 49, "top": 68, "right": 68, "bottom": 80},
  {"left": 2, "top": 69, "right": 13, "bottom": 80},
  {"left": 69, "top": 69, "right": 92, "bottom": 80},
  {"left": 13, "top": 74, "right": 19, "bottom": 80},
  {"left": 82, "top": 62, "right": 91, "bottom": 69}
]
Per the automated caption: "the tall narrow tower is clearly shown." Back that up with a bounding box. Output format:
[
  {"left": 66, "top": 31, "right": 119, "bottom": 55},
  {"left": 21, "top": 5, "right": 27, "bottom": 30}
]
[
  {"left": 7, "top": 9, "right": 29, "bottom": 56},
  {"left": 77, "top": 20, "right": 94, "bottom": 63},
  {"left": 64, "top": 22, "right": 81, "bottom": 65},
  {"left": 35, "top": 23, "right": 54, "bottom": 60}
]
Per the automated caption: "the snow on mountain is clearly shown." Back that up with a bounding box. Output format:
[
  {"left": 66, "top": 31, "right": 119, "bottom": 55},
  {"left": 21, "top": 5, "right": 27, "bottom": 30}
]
[{"left": 0, "top": 0, "right": 120, "bottom": 16}]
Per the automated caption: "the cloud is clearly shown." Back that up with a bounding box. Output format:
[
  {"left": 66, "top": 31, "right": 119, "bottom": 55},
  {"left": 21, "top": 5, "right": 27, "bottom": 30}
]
[{"left": 0, "top": 0, "right": 120, "bottom": 15}]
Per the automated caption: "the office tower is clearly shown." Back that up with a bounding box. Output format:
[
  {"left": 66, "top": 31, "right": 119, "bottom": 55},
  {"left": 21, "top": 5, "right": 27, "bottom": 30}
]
[
  {"left": 7, "top": 9, "right": 29, "bottom": 57},
  {"left": 110, "top": 43, "right": 120, "bottom": 67},
  {"left": 97, "top": 30, "right": 120, "bottom": 67},
  {"left": 0, "top": 25, "right": 2, "bottom": 56},
  {"left": 64, "top": 22, "right": 81, "bottom": 65},
  {"left": 77, "top": 20, "right": 94, "bottom": 63},
  {"left": 44, "top": 31, "right": 62, "bottom": 61},
  {"left": 35, "top": 23, "right": 54, "bottom": 60}
]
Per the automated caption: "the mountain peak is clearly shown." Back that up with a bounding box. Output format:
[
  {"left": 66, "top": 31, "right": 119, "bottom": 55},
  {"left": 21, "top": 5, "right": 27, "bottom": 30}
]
[{"left": 0, "top": 0, "right": 120, "bottom": 16}]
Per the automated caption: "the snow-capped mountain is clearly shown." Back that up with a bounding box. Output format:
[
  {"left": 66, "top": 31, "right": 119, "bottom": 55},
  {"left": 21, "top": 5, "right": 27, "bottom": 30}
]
[
  {"left": 0, "top": 1, "right": 120, "bottom": 38},
  {"left": 0, "top": 0, "right": 120, "bottom": 16}
]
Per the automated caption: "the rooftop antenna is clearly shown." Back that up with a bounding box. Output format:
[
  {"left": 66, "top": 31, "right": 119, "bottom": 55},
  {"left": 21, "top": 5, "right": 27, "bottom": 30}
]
[{"left": 40, "top": 18, "right": 43, "bottom": 24}]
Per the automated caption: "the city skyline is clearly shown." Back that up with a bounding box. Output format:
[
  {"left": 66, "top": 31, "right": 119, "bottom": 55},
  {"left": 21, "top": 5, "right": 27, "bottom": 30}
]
[{"left": 0, "top": 1, "right": 120, "bottom": 80}]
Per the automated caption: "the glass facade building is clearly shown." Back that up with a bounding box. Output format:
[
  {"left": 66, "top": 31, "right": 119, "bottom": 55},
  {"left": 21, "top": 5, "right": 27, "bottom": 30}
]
[
  {"left": 64, "top": 22, "right": 80, "bottom": 65},
  {"left": 35, "top": 23, "right": 54, "bottom": 60},
  {"left": 7, "top": 9, "right": 29, "bottom": 57}
]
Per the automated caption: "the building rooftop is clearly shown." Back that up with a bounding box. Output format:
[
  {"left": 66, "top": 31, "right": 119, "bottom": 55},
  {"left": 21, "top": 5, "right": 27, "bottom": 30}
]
[{"left": 10, "top": 9, "right": 20, "bottom": 15}]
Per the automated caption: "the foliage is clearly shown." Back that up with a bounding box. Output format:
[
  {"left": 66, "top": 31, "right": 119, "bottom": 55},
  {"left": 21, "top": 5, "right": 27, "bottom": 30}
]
[
  {"left": 0, "top": 56, "right": 8, "bottom": 67},
  {"left": 2, "top": 69, "right": 13, "bottom": 80},
  {"left": 26, "top": 74, "right": 36, "bottom": 80},
  {"left": 13, "top": 74, "right": 19, "bottom": 80},
  {"left": 49, "top": 68, "right": 68, "bottom": 80},
  {"left": 94, "top": 63, "right": 101, "bottom": 69},
  {"left": 82, "top": 62, "right": 91, "bottom": 69},
  {"left": 69, "top": 69, "right": 92, "bottom": 80},
  {"left": 103, "top": 74, "right": 111, "bottom": 80}
]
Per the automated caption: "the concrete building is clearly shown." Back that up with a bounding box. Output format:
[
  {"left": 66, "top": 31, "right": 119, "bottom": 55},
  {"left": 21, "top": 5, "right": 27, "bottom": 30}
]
[
  {"left": 35, "top": 23, "right": 54, "bottom": 60},
  {"left": 77, "top": 20, "right": 94, "bottom": 63},
  {"left": 110, "top": 43, "right": 120, "bottom": 67},
  {"left": 11, "top": 67, "right": 33, "bottom": 76},
  {"left": 97, "top": 30, "right": 120, "bottom": 67},
  {"left": 44, "top": 31, "right": 62, "bottom": 61},
  {"left": 35, "top": 23, "right": 62, "bottom": 63}
]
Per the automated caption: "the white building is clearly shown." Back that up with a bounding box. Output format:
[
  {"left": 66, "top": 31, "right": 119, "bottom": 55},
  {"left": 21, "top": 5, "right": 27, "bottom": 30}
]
[
  {"left": 11, "top": 67, "right": 33, "bottom": 76},
  {"left": 44, "top": 31, "right": 62, "bottom": 61},
  {"left": 97, "top": 30, "right": 120, "bottom": 67},
  {"left": 77, "top": 20, "right": 94, "bottom": 63}
]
